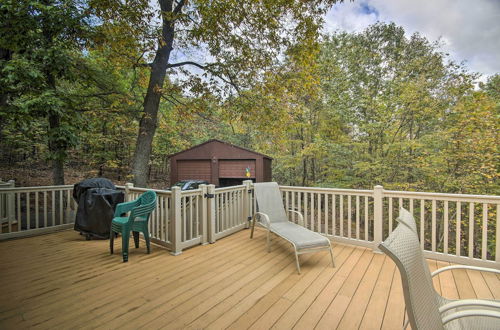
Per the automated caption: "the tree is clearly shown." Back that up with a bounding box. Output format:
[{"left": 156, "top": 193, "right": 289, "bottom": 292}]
[
  {"left": 1, "top": 0, "right": 90, "bottom": 184},
  {"left": 227, "top": 22, "right": 492, "bottom": 193},
  {"left": 93, "top": 0, "right": 341, "bottom": 186},
  {"left": 0, "top": 1, "right": 132, "bottom": 184}
]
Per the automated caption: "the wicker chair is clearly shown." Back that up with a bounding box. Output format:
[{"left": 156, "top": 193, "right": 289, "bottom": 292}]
[
  {"left": 250, "top": 182, "right": 334, "bottom": 274},
  {"left": 379, "top": 209, "right": 500, "bottom": 329}
]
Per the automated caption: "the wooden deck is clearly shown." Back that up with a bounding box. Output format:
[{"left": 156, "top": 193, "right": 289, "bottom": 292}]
[{"left": 0, "top": 228, "right": 499, "bottom": 330}]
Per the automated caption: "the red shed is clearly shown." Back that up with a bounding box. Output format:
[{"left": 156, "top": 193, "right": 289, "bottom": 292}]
[{"left": 169, "top": 139, "right": 272, "bottom": 187}]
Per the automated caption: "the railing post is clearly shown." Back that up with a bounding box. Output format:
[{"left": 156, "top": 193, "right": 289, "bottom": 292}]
[
  {"left": 207, "top": 184, "right": 216, "bottom": 243},
  {"left": 243, "top": 180, "right": 253, "bottom": 229},
  {"left": 170, "top": 186, "right": 182, "bottom": 255},
  {"left": 373, "top": 185, "right": 384, "bottom": 252},
  {"left": 124, "top": 182, "right": 133, "bottom": 202},
  {"left": 200, "top": 184, "right": 208, "bottom": 244}
]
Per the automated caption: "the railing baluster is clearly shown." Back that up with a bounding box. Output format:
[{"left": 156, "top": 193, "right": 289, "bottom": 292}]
[
  {"left": 153, "top": 196, "right": 157, "bottom": 238},
  {"left": 51, "top": 190, "right": 55, "bottom": 226},
  {"left": 235, "top": 190, "right": 238, "bottom": 227},
  {"left": 217, "top": 194, "right": 221, "bottom": 233},
  {"left": 356, "top": 195, "right": 360, "bottom": 239},
  {"left": 482, "top": 203, "right": 487, "bottom": 260},
  {"left": 456, "top": 202, "right": 461, "bottom": 256},
  {"left": 340, "top": 195, "right": 344, "bottom": 237},
  {"left": 168, "top": 195, "right": 172, "bottom": 240},
  {"left": 235, "top": 191, "right": 239, "bottom": 227},
  {"left": 191, "top": 195, "right": 195, "bottom": 239},
  {"left": 165, "top": 196, "right": 169, "bottom": 242},
  {"left": 317, "top": 193, "right": 322, "bottom": 233},
  {"left": 189, "top": 194, "right": 193, "bottom": 238},
  {"left": 226, "top": 192, "right": 229, "bottom": 230},
  {"left": 35, "top": 191, "right": 39, "bottom": 229},
  {"left": 198, "top": 194, "right": 202, "bottom": 237},
  {"left": 232, "top": 191, "right": 236, "bottom": 228},
  {"left": 432, "top": 199, "right": 436, "bottom": 252},
  {"left": 389, "top": 197, "right": 393, "bottom": 234},
  {"left": 183, "top": 196, "right": 187, "bottom": 241},
  {"left": 496, "top": 204, "right": 500, "bottom": 262},
  {"left": 43, "top": 191, "right": 47, "bottom": 228},
  {"left": 154, "top": 196, "right": 158, "bottom": 239},
  {"left": 226, "top": 192, "right": 230, "bottom": 230},
  {"left": 231, "top": 191, "right": 235, "bottom": 228},
  {"left": 285, "top": 190, "right": 289, "bottom": 215},
  {"left": 160, "top": 196, "right": 164, "bottom": 241},
  {"left": 17, "top": 192, "right": 21, "bottom": 231},
  {"left": 59, "top": 190, "right": 63, "bottom": 225},
  {"left": 444, "top": 201, "right": 449, "bottom": 254},
  {"left": 420, "top": 199, "right": 425, "bottom": 249},
  {"left": 469, "top": 202, "right": 474, "bottom": 258},
  {"left": 332, "top": 194, "right": 336, "bottom": 236},
  {"left": 325, "top": 194, "right": 329, "bottom": 235},
  {"left": 222, "top": 193, "right": 226, "bottom": 232},
  {"left": 347, "top": 195, "right": 352, "bottom": 238},
  {"left": 304, "top": 192, "right": 309, "bottom": 229},
  {"left": 66, "top": 190, "right": 71, "bottom": 224},
  {"left": 226, "top": 192, "right": 230, "bottom": 229},
  {"left": 215, "top": 194, "right": 219, "bottom": 233},
  {"left": 409, "top": 198, "right": 414, "bottom": 215},
  {"left": 26, "top": 192, "right": 30, "bottom": 230},
  {"left": 297, "top": 192, "right": 302, "bottom": 223},
  {"left": 364, "top": 196, "right": 368, "bottom": 241},
  {"left": 311, "top": 193, "right": 315, "bottom": 232}
]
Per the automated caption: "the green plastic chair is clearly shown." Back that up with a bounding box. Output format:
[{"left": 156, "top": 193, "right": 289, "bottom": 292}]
[{"left": 110, "top": 190, "right": 157, "bottom": 262}]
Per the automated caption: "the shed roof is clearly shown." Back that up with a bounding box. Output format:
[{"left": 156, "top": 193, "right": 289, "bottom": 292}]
[{"left": 168, "top": 139, "right": 272, "bottom": 159}]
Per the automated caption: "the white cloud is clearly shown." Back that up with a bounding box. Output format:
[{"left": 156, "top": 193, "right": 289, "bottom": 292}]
[{"left": 324, "top": 0, "right": 500, "bottom": 78}]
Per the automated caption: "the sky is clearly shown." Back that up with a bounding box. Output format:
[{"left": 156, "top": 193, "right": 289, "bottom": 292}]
[{"left": 324, "top": 0, "right": 500, "bottom": 80}]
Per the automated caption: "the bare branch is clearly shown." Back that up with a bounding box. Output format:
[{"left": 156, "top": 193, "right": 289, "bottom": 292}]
[
  {"left": 173, "top": 0, "right": 185, "bottom": 14},
  {"left": 166, "top": 61, "right": 207, "bottom": 70},
  {"left": 166, "top": 61, "right": 241, "bottom": 95}
]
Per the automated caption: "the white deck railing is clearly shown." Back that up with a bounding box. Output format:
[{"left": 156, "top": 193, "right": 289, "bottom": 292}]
[
  {"left": 281, "top": 185, "right": 500, "bottom": 268},
  {"left": 116, "top": 182, "right": 253, "bottom": 255},
  {"left": 0, "top": 181, "right": 498, "bottom": 268},
  {"left": 0, "top": 181, "right": 76, "bottom": 239}
]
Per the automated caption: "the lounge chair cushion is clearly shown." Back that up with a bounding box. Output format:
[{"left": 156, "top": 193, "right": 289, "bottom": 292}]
[{"left": 270, "top": 221, "right": 330, "bottom": 250}]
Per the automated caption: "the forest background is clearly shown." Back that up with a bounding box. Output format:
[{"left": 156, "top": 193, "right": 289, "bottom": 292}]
[{"left": 0, "top": 0, "right": 498, "bottom": 195}]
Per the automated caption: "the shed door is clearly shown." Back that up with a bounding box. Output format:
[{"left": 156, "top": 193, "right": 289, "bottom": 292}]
[
  {"left": 219, "top": 160, "right": 255, "bottom": 178},
  {"left": 177, "top": 160, "right": 211, "bottom": 181}
]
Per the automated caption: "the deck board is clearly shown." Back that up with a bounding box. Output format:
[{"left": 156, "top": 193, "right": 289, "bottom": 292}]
[{"left": 0, "top": 228, "right": 498, "bottom": 330}]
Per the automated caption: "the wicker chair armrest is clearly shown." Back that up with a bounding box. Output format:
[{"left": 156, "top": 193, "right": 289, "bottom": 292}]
[
  {"left": 439, "top": 299, "right": 500, "bottom": 314},
  {"left": 288, "top": 210, "right": 304, "bottom": 227},
  {"left": 442, "top": 309, "right": 500, "bottom": 325},
  {"left": 432, "top": 265, "right": 500, "bottom": 278}
]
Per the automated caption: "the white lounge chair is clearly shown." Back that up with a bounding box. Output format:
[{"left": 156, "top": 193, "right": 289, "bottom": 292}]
[
  {"left": 380, "top": 208, "right": 500, "bottom": 329},
  {"left": 250, "top": 182, "right": 335, "bottom": 274}
]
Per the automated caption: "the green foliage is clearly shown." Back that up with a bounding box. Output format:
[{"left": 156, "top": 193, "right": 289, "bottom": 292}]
[
  {"left": 0, "top": 0, "right": 90, "bottom": 170},
  {"left": 0, "top": 3, "right": 497, "bottom": 198},
  {"left": 0, "top": 0, "right": 136, "bottom": 182},
  {"left": 224, "top": 23, "right": 498, "bottom": 195}
]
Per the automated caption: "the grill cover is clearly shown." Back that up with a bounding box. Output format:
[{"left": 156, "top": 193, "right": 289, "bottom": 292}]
[{"left": 73, "top": 178, "right": 124, "bottom": 239}]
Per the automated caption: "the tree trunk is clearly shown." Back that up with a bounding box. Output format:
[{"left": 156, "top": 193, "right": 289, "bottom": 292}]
[
  {"left": 48, "top": 113, "right": 65, "bottom": 185},
  {"left": 132, "top": 0, "right": 176, "bottom": 187},
  {"left": 0, "top": 48, "right": 12, "bottom": 147}
]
